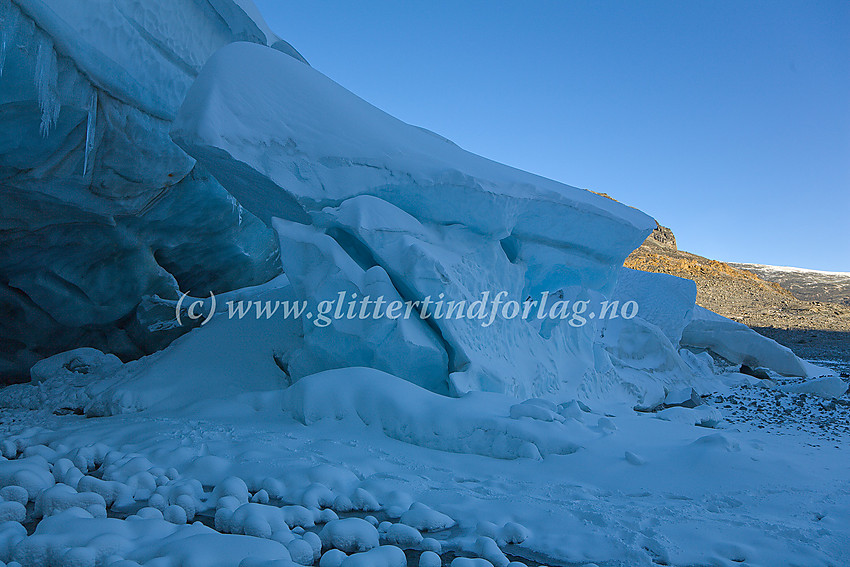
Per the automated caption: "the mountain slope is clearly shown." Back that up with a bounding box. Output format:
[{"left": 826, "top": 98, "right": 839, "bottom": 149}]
[
  {"left": 624, "top": 225, "right": 850, "bottom": 370},
  {"left": 731, "top": 263, "right": 850, "bottom": 306},
  {"left": 625, "top": 226, "right": 850, "bottom": 333}
]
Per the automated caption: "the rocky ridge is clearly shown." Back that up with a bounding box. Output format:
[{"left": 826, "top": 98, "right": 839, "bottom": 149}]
[{"left": 625, "top": 224, "right": 850, "bottom": 369}]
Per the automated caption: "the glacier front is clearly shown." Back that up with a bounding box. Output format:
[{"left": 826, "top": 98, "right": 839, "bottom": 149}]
[
  {"left": 0, "top": 0, "right": 309, "bottom": 381},
  {"left": 169, "top": 41, "right": 721, "bottom": 403}
]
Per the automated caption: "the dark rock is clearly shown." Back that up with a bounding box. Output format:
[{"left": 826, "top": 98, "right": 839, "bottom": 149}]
[
  {"left": 648, "top": 222, "right": 677, "bottom": 250},
  {"left": 663, "top": 387, "right": 702, "bottom": 409},
  {"left": 740, "top": 365, "right": 770, "bottom": 380}
]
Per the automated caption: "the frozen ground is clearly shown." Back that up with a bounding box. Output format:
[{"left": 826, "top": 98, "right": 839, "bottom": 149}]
[{"left": 0, "top": 357, "right": 847, "bottom": 567}]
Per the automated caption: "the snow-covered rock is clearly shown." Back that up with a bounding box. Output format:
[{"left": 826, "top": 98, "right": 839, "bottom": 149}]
[
  {"left": 217, "top": 502, "right": 293, "bottom": 540},
  {"left": 379, "top": 523, "right": 423, "bottom": 549},
  {"left": 0, "top": 457, "right": 54, "bottom": 501},
  {"left": 472, "top": 536, "right": 509, "bottom": 567},
  {"left": 319, "top": 550, "right": 346, "bottom": 567},
  {"left": 12, "top": 508, "right": 294, "bottom": 567},
  {"left": 319, "top": 518, "right": 379, "bottom": 553},
  {"left": 498, "top": 522, "right": 530, "bottom": 545},
  {"left": 400, "top": 503, "right": 455, "bottom": 533},
  {"left": 76, "top": 476, "right": 132, "bottom": 508},
  {"left": 451, "top": 558, "right": 495, "bottom": 567},
  {"left": 29, "top": 348, "right": 122, "bottom": 384},
  {"left": 340, "top": 545, "right": 407, "bottom": 567},
  {"left": 0, "top": 501, "right": 25, "bottom": 523},
  {"left": 420, "top": 551, "right": 442, "bottom": 567},
  {"left": 34, "top": 484, "right": 106, "bottom": 519}
]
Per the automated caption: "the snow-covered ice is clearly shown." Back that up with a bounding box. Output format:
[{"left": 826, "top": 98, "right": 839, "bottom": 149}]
[
  {"left": 682, "top": 306, "right": 827, "bottom": 377},
  {"left": 169, "top": 40, "right": 755, "bottom": 411}
]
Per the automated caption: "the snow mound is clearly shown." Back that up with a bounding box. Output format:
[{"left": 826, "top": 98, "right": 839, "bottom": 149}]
[
  {"left": 29, "top": 348, "right": 122, "bottom": 384},
  {"left": 340, "top": 545, "right": 407, "bottom": 567},
  {"left": 319, "top": 518, "right": 379, "bottom": 553},
  {"left": 34, "top": 484, "right": 106, "bottom": 519},
  {"left": 0, "top": 457, "right": 54, "bottom": 501},
  {"left": 681, "top": 306, "right": 828, "bottom": 377},
  {"left": 13, "top": 508, "right": 294, "bottom": 567},
  {"left": 780, "top": 376, "right": 848, "bottom": 399},
  {"left": 217, "top": 502, "right": 294, "bottom": 540},
  {"left": 281, "top": 367, "right": 585, "bottom": 460},
  {"left": 400, "top": 503, "right": 456, "bottom": 532}
]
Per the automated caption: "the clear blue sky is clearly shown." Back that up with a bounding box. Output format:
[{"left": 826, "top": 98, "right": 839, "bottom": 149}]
[{"left": 255, "top": 1, "right": 849, "bottom": 271}]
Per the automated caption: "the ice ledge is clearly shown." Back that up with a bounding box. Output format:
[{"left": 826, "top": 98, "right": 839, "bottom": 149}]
[{"left": 171, "top": 41, "right": 656, "bottom": 256}]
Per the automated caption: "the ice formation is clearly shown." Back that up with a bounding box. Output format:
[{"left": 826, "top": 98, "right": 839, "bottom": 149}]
[
  {"left": 2, "top": 0, "right": 820, "bottom": 397},
  {"left": 171, "top": 41, "right": 688, "bottom": 402},
  {"left": 271, "top": 219, "right": 448, "bottom": 393},
  {"left": 0, "top": 0, "right": 824, "bottom": 414},
  {"left": 280, "top": 367, "right": 585, "bottom": 460},
  {"left": 681, "top": 306, "right": 819, "bottom": 377},
  {"left": 0, "top": 0, "right": 310, "bottom": 380},
  {"left": 171, "top": 41, "right": 823, "bottom": 404}
]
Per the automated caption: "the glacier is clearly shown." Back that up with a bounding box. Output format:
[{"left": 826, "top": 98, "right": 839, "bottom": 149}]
[
  {"left": 1, "top": 0, "right": 817, "bottom": 395},
  {"left": 0, "top": 0, "right": 822, "bottom": 400},
  {"left": 170, "top": 41, "right": 683, "bottom": 403},
  {"left": 169, "top": 41, "right": 823, "bottom": 404},
  {"left": 0, "top": 0, "right": 309, "bottom": 381},
  {"left": 0, "top": 4, "right": 846, "bottom": 566}
]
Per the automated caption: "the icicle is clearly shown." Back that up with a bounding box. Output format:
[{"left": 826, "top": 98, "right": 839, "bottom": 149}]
[
  {"left": 225, "top": 193, "right": 244, "bottom": 226},
  {"left": 0, "top": 0, "right": 21, "bottom": 78},
  {"left": 83, "top": 88, "right": 97, "bottom": 175},
  {"left": 34, "top": 31, "right": 59, "bottom": 137}
]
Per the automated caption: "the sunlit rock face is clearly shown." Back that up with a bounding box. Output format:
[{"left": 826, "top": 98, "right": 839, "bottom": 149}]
[{"left": 0, "top": 0, "right": 309, "bottom": 381}]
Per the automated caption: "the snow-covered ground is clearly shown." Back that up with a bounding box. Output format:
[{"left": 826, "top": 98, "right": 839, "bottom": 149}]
[
  {"left": 734, "top": 265, "right": 850, "bottom": 279},
  {"left": 0, "top": 296, "right": 847, "bottom": 567},
  {"left": 731, "top": 264, "right": 850, "bottom": 306}
]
